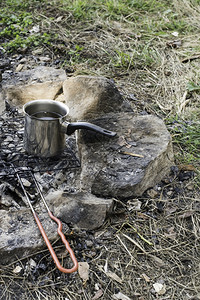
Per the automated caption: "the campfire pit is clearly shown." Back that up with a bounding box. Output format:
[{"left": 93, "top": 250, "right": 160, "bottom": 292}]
[{"left": 0, "top": 71, "right": 174, "bottom": 265}]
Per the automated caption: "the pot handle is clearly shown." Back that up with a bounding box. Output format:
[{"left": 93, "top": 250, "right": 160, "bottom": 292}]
[{"left": 61, "top": 122, "right": 116, "bottom": 137}]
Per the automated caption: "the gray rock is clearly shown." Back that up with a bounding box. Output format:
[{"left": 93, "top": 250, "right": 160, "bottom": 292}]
[
  {"left": 49, "top": 192, "right": 114, "bottom": 230},
  {"left": 63, "top": 75, "right": 132, "bottom": 121},
  {"left": 1, "top": 66, "right": 67, "bottom": 107},
  {"left": 0, "top": 207, "right": 56, "bottom": 264},
  {"left": 0, "top": 191, "right": 113, "bottom": 264},
  {"left": 77, "top": 112, "right": 174, "bottom": 198},
  {"left": 0, "top": 90, "right": 5, "bottom": 114},
  {"left": 0, "top": 59, "right": 10, "bottom": 70}
]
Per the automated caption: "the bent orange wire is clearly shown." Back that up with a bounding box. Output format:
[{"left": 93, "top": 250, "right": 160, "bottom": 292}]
[
  {"left": 14, "top": 167, "right": 78, "bottom": 274},
  {"left": 34, "top": 210, "right": 78, "bottom": 273}
]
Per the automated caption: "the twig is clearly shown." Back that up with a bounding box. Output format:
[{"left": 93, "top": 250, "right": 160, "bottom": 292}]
[
  {"left": 116, "top": 235, "right": 134, "bottom": 260},
  {"left": 169, "top": 278, "right": 196, "bottom": 291},
  {"left": 122, "top": 233, "right": 147, "bottom": 254},
  {"left": 177, "top": 90, "right": 190, "bottom": 114},
  {"left": 119, "top": 151, "right": 144, "bottom": 158},
  {"left": 127, "top": 223, "right": 153, "bottom": 246},
  {"left": 116, "top": 222, "right": 153, "bottom": 246},
  {"left": 121, "top": 234, "right": 165, "bottom": 267},
  {"left": 181, "top": 53, "right": 200, "bottom": 63}
]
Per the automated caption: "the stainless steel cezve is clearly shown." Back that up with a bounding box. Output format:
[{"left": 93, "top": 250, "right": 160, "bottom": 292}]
[{"left": 23, "top": 99, "right": 116, "bottom": 157}]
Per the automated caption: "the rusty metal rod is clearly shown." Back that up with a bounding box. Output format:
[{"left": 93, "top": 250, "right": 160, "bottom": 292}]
[{"left": 14, "top": 167, "right": 78, "bottom": 274}]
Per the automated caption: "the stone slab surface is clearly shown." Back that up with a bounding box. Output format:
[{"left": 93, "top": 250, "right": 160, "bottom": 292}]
[
  {"left": 0, "top": 66, "right": 67, "bottom": 107},
  {"left": 63, "top": 75, "right": 132, "bottom": 121},
  {"left": 49, "top": 192, "right": 114, "bottom": 230},
  {"left": 77, "top": 112, "right": 174, "bottom": 198}
]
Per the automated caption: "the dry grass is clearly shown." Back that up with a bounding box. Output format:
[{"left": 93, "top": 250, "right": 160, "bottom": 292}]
[
  {"left": 0, "top": 173, "right": 199, "bottom": 299},
  {"left": 38, "top": 0, "right": 200, "bottom": 119}
]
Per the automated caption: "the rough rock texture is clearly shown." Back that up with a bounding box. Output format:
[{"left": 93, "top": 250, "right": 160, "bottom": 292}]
[
  {"left": 0, "top": 192, "right": 113, "bottom": 264},
  {"left": 49, "top": 191, "right": 113, "bottom": 230},
  {"left": 0, "top": 66, "right": 67, "bottom": 107},
  {"left": 63, "top": 75, "right": 132, "bottom": 120},
  {"left": 0, "top": 92, "right": 5, "bottom": 114},
  {"left": 0, "top": 207, "right": 57, "bottom": 264},
  {"left": 77, "top": 112, "right": 174, "bottom": 198}
]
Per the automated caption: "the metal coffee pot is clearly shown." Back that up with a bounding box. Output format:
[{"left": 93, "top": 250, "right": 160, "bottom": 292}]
[{"left": 23, "top": 99, "right": 116, "bottom": 157}]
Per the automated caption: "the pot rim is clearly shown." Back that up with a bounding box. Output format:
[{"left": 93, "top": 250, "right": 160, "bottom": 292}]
[{"left": 23, "top": 99, "right": 70, "bottom": 120}]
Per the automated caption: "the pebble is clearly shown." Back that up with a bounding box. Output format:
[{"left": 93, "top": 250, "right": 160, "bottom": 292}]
[
  {"left": 4, "top": 136, "right": 13, "bottom": 142},
  {"left": 19, "top": 57, "right": 27, "bottom": 63},
  {"left": 29, "top": 258, "right": 37, "bottom": 269},
  {"left": 0, "top": 59, "right": 10, "bottom": 69},
  {"left": 15, "top": 64, "right": 24, "bottom": 72},
  {"left": 39, "top": 56, "right": 51, "bottom": 62},
  {"left": 88, "top": 251, "right": 96, "bottom": 257},
  {"left": 8, "top": 143, "right": 15, "bottom": 148},
  {"left": 166, "top": 190, "right": 173, "bottom": 196},
  {"left": 85, "top": 240, "right": 93, "bottom": 248},
  {"left": 146, "top": 188, "right": 158, "bottom": 198},
  {"left": 186, "top": 183, "right": 194, "bottom": 191},
  {"left": 13, "top": 265, "right": 23, "bottom": 274},
  {"left": 32, "top": 48, "right": 44, "bottom": 55},
  {"left": 21, "top": 178, "right": 32, "bottom": 187}
]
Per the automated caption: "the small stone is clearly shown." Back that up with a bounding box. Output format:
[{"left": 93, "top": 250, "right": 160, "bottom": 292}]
[
  {"left": 127, "top": 199, "right": 141, "bottom": 211},
  {"left": 16, "top": 64, "right": 24, "bottom": 72},
  {"left": 52, "top": 192, "right": 114, "bottom": 230},
  {"left": 0, "top": 59, "right": 10, "bottom": 69},
  {"left": 166, "top": 190, "right": 173, "bottom": 196},
  {"left": 4, "top": 136, "right": 13, "bottom": 142},
  {"left": 29, "top": 258, "right": 37, "bottom": 269},
  {"left": 8, "top": 143, "right": 15, "bottom": 148},
  {"left": 21, "top": 178, "right": 32, "bottom": 187},
  {"left": 85, "top": 240, "right": 93, "bottom": 247},
  {"left": 147, "top": 189, "right": 159, "bottom": 198},
  {"left": 39, "top": 56, "right": 51, "bottom": 62},
  {"left": 88, "top": 251, "right": 96, "bottom": 257},
  {"left": 13, "top": 265, "right": 23, "bottom": 274},
  {"left": 19, "top": 57, "right": 27, "bottom": 63},
  {"left": 153, "top": 282, "right": 166, "bottom": 295},
  {"left": 186, "top": 183, "right": 194, "bottom": 191},
  {"left": 32, "top": 48, "right": 44, "bottom": 55}
]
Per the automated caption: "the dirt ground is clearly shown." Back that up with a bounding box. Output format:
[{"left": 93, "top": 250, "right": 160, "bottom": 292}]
[{"left": 0, "top": 1, "right": 200, "bottom": 299}]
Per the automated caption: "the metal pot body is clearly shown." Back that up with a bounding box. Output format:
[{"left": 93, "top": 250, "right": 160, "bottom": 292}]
[
  {"left": 23, "top": 100, "right": 69, "bottom": 157},
  {"left": 23, "top": 99, "right": 116, "bottom": 158}
]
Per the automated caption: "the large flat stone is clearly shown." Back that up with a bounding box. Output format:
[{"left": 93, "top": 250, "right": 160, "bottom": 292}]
[
  {"left": 77, "top": 112, "right": 174, "bottom": 198},
  {"left": 1, "top": 66, "right": 67, "bottom": 106},
  {"left": 49, "top": 192, "right": 114, "bottom": 230},
  {"left": 0, "top": 206, "right": 55, "bottom": 264},
  {"left": 63, "top": 75, "right": 132, "bottom": 121}
]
